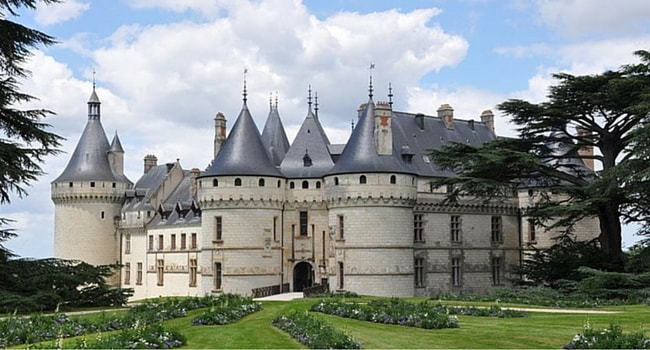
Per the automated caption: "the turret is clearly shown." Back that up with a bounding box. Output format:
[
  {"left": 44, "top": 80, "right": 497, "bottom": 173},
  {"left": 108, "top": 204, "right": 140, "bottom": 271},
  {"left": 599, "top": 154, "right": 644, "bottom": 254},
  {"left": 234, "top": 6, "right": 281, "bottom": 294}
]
[{"left": 108, "top": 131, "right": 125, "bottom": 176}]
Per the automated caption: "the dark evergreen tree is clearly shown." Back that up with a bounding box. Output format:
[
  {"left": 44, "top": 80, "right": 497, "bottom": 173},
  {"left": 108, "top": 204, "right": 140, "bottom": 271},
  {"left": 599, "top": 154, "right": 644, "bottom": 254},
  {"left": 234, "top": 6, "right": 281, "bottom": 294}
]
[
  {"left": 430, "top": 50, "right": 650, "bottom": 269},
  {"left": 1, "top": 0, "right": 63, "bottom": 257}
]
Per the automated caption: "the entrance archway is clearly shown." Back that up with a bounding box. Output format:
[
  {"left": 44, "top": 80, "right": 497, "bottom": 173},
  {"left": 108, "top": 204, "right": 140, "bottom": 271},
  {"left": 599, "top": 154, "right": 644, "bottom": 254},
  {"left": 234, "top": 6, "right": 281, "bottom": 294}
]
[{"left": 293, "top": 262, "right": 314, "bottom": 292}]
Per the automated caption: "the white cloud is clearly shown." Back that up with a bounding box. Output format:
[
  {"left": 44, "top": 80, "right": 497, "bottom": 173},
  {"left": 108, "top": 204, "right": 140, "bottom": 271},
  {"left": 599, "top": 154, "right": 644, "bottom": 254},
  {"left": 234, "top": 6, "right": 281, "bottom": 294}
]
[
  {"left": 128, "top": 0, "right": 225, "bottom": 17},
  {"left": 35, "top": 0, "right": 89, "bottom": 25},
  {"left": 535, "top": 0, "right": 650, "bottom": 38}
]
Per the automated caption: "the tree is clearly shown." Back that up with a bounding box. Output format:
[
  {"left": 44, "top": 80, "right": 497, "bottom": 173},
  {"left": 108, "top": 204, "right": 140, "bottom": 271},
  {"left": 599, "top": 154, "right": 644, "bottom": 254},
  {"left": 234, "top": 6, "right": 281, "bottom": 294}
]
[
  {"left": 0, "top": 0, "right": 63, "bottom": 257},
  {"left": 430, "top": 50, "right": 650, "bottom": 269}
]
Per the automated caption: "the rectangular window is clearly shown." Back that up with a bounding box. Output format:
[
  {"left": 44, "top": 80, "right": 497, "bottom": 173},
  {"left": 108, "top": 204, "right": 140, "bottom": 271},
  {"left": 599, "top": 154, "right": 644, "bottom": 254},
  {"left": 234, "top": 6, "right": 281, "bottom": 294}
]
[
  {"left": 156, "top": 259, "right": 164, "bottom": 286},
  {"left": 124, "top": 263, "right": 131, "bottom": 285},
  {"left": 338, "top": 262, "right": 344, "bottom": 289},
  {"left": 338, "top": 215, "right": 345, "bottom": 239},
  {"left": 158, "top": 235, "right": 164, "bottom": 250},
  {"left": 215, "top": 216, "right": 222, "bottom": 240},
  {"left": 181, "top": 233, "right": 187, "bottom": 250},
  {"left": 492, "top": 257, "right": 502, "bottom": 285},
  {"left": 491, "top": 216, "right": 502, "bottom": 243},
  {"left": 299, "top": 211, "right": 308, "bottom": 236},
  {"left": 451, "top": 257, "right": 462, "bottom": 287},
  {"left": 148, "top": 235, "right": 153, "bottom": 251},
  {"left": 171, "top": 234, "right": 176, "bottom": 250},
  {"left": 191, "top": 233, "right": 197, "bottom": 249},
  {"left": 528, "top": 219, "right": 536, "bottom": 242},
  {"left": 414, "top": 257, "right": 425, "bottom": 287},
  {"left": 125, "top": 234, "right": 131, "bottom": 254},
  {"left": 450, "top": 215, "right": 461, "bottom": 242},
  {"left": 214, "top": 262, "right": 222, "bottom": 290},
  {"left": 414, "top": 214, "right": 424, "bottom": 242},
  {"left": 136, "top": 262, "right": 143, "bottom": 285},
  {"left": 273, "top": 216, "right": 278, "bottom": 241},
  {"left": 189, "top": 259, "right": 197, "bottom": 287}
]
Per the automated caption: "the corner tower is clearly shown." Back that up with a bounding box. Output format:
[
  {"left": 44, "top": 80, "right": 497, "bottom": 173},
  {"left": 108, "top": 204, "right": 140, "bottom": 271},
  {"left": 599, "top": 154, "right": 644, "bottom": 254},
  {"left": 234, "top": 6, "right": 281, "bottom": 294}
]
[
  {"left": 51, "top": 86, "right": 132, "bottom": 266},
  {"left": 198, "top": 82, "right": 285, "bottom": 295}
]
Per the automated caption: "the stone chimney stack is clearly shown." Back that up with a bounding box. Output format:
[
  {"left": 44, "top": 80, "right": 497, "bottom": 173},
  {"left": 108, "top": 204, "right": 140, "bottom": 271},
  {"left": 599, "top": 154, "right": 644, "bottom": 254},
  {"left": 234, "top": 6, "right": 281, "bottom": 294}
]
[
  {"left": 481, "top": 109, "right": 495, "bottom": 134},
  {"left": 190, "top": 167, "right": 201, "bottom": 197},
  {"left": 144, "top": 154, "right": 158, "bottom": 174},
  {"left": 213, "top": 112, "right": 227, "bottom": 158},
  {"left": 438, "top": 104, "right": 454, "bottom": 129},
  {"left": 576, "top": 126, "right": 594, "bottom": 170},
  {"left": 374, "top": 101, "right": 393, "bottom": 155}
]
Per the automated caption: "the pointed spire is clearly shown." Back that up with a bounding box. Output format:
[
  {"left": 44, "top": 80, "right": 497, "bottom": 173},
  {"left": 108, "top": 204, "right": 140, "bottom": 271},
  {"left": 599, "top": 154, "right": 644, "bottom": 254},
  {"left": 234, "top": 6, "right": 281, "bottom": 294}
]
[
  {"left": 388, "top": 82, "right": 393, "bottom": 108},
  {"left": 368, "top": 63, "right": 375, "bottom": 99},
  {"left": 307, "top": 84, "right": 313, "bottom": 111},
  {"left": 109, "top": 130, "right": 124, "bottom": 153},
  {"left": 242, "top": 68, "right": 248, "bottom": 104}
]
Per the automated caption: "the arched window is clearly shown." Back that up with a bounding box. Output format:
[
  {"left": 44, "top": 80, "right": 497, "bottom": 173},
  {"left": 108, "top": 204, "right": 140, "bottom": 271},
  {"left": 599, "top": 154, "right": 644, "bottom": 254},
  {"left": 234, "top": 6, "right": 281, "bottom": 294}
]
[
  {"left": 359, "top": 175, "right": 367, "bottom": 184},
  {"left": 316, "top": 181, "right": 321, "bottom": 189},
  {"left": 334, "top": 177, "right": 339, "bottom": 186},
  {"left": 290, "top": 181, "right": 295, "bottom": 189},
  {"left": 212, "top": 179, "right": 218, "bottom": 187},
  {"left": 390, "top": 175, "right": 396, "bottom": 184},
  {"left": 259, "top": 178, "right": 265, "bottom": 187},
  {"left": 302, "top": 181, "right": 309, "bottom": 189},
  {"left": 234, "top": 178, "right": 242, "bottom": 186},
  {"left": 277, "top": 180, "right": 282, "bottom": 188}
]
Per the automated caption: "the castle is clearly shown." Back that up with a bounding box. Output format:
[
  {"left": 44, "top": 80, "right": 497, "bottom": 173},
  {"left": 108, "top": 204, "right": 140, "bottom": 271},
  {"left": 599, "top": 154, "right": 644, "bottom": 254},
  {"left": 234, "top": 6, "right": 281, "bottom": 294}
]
[{"left": 51, "top": 82, "right": 599, "bottom": 300}]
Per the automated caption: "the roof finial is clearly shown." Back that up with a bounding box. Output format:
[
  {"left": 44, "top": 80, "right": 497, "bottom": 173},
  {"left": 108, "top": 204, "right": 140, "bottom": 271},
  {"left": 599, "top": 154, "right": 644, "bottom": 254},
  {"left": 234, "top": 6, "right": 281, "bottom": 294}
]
[
  {"left": 314, "top": 91, "right": 319, "bottom": 117},
  {"left": 351, "top": 119, "right": 355, "bottom": 131},
  {"left": 368, "top": 63, "right": 375, "bottom": 99},
  {"left": 92, "top": 69, "right": 96, "bottom": 90},
  {"left": 307, "top": 84, "right": 313, "bottom": 110},
  {"left": 388, "top": 82, "right": 393, "bottom": 107},
  {"left": 275, "top": 90, "right": 279, "bottom": 109},
  {"left": 242, "top": 68, "right": 248, "bottom": 104},
  {"left": 269, "top": 91, "right": 273, "bottom": 109}
]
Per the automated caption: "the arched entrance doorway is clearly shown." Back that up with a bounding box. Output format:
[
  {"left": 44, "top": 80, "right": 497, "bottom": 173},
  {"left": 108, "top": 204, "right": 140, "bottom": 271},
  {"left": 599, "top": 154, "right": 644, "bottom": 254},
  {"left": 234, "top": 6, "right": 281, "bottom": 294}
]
[{"left": 293, "top": 262, "right": 314, "bottom": 292}]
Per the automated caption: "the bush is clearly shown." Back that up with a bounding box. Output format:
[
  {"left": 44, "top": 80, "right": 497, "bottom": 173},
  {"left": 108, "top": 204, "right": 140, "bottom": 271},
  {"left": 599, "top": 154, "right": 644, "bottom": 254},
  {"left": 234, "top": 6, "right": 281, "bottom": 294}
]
[
  {"left": 273, "top": 312, "right": 362, "bottom": 349},
  {"left": 564, "top": 323, "right": 650, "bottom": 349}
]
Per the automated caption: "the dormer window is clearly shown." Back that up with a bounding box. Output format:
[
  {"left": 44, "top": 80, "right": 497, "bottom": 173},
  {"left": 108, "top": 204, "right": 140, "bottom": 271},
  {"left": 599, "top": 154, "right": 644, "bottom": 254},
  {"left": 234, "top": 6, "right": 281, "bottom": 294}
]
[{"left": 303, "top": 151, "right": 312, "bottom": 167}]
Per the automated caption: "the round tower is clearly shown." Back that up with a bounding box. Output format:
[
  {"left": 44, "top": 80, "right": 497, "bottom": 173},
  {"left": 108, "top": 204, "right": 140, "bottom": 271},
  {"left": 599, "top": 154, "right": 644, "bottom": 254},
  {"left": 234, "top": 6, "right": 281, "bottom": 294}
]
[
  {"left": 51, "top": 86, "right": 132, "bottom": 267},
  {"left": 198, "top": 89, "right": 285, "bottom": 296},
  {"left": 325, "top": 97, "right": 417, "bottom": 297}
]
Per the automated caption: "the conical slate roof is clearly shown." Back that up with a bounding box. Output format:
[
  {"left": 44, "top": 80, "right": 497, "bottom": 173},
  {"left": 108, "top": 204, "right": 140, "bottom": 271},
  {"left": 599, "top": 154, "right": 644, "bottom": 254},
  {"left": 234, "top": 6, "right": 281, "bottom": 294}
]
[
  {"left": 109, "top": 131, "right": 125, "bottom": 153},
  {"left": 327, "top": 98, "right": 413, "bottom": 176},
  {"left": 203, "top": 102, "right": 284, "bottom": 177},
  {"left": 53, "top": 89, "right": 124, "bottom": 183},
  {"left": 261, "top": 102, "right": 290, "bottom": 166},
  {"left": 280, "top": 106, "right": 333, "bottom": 178}
]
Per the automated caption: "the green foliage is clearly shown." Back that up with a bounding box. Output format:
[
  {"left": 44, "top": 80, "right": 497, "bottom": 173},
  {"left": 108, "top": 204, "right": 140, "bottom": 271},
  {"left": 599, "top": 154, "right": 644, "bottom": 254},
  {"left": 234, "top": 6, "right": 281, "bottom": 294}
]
[
  {"left": 430, "top": 49, "right": 650, "bottom": 267},
  {"left": 564, "top": 323, "right": 650, "bottom": 349},
  {"left": 191, "top": 294, "right": 262, "bottom": 325},
  {"left": 273, "top": 311, "right": 363, "bottom": 349},
  {"left": 0, "top": 259, "right": 133, "bottom": 313}
]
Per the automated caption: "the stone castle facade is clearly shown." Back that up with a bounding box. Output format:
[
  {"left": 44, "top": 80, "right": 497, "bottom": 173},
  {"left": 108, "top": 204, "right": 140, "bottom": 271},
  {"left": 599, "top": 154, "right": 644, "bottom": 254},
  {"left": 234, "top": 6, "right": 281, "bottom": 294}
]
[{"left": 51, "top": 84, "right": 599, "bottom": 300}]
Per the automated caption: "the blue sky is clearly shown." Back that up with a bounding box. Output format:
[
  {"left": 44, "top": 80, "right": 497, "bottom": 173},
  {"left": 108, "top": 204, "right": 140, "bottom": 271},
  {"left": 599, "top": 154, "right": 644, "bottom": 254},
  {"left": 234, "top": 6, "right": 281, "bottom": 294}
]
[{"left": 5, "top": 0, "right": 650, "bottom": 258}]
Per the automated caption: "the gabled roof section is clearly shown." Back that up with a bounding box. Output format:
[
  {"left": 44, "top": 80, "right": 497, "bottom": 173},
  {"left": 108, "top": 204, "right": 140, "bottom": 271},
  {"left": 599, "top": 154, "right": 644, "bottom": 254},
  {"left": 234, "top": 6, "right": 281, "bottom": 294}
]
[
  {"left": 280, "top": 106, "right": 333, "bottom": 178},
  {"left": 390, "top": 111, "right": 496, "bottom": 177},
  {"left": 327, "top": 98, "right": 413, "bottom": 176},
  {"left": 203, "top": 102, "right": 283, "bottom": 177},
  {"left": 261, "top": 102, "right": 290, "bottom": 166},
  {"left": 53, "top": 89, "right": 122, "bottom": 183}
]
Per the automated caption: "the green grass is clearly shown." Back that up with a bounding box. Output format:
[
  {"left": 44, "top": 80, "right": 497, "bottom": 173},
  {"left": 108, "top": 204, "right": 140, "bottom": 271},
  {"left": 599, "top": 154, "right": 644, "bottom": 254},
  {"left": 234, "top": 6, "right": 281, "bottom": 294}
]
[{"left": 17, "top": 298, "right": 650, "bottom": 349}]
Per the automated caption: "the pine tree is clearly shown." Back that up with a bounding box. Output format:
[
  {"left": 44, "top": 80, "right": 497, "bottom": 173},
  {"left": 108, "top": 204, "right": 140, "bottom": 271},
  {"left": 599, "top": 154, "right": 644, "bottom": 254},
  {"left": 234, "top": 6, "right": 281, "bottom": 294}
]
[
  {"left": 430, "top": 50, "right": 650, "bottom": 269},
  {"left": 0, "top": 0, "right": 62, "bottom": 258}
]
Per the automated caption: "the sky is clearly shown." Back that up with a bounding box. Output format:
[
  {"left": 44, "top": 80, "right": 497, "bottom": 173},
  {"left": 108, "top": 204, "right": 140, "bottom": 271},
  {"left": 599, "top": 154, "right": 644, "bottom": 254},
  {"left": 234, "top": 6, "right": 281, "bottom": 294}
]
[{"left": 4, "top": 0, "right": 650, "bottom": 258}]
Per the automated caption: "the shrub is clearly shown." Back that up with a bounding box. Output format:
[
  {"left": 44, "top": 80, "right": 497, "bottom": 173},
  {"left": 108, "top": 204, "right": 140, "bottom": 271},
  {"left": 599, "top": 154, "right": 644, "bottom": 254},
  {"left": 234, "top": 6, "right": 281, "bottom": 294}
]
[
  {"left": 564, "top": 323, "right": 650, "bottom": 349},
  {"left": 273, "top": 312, "right": 362, "bottom": 349}
]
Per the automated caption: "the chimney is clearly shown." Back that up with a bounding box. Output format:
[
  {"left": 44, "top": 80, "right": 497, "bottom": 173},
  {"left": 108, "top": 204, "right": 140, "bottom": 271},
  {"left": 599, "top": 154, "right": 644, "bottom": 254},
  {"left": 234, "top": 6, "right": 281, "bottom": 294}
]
[
  {"left": 143, "top": 154, "right": 158, "bottom": 174},
  {"left": 190, "top": 167, "right": 201, "bottom": 197},
  {"left": 374, "top": 101, "right": 393, "bottom": 155},
  {"left": 213, "top": 112, "right": 227, "bottom": 158},
  {"left": 480, "top": 109, "right": 495, "bottom": 134},
  {"left": 437, "top": 104, "right": 454, "bottom": 129},
  {"left": 576, "top": 126, "right": 594, "bottom": 170}
]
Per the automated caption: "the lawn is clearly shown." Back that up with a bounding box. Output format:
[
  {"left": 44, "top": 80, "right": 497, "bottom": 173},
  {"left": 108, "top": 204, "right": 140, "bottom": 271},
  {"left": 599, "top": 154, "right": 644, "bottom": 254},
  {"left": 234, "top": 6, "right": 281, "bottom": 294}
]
[{"left": 11, "top": 297, "right": 650, "bottom": 349}]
